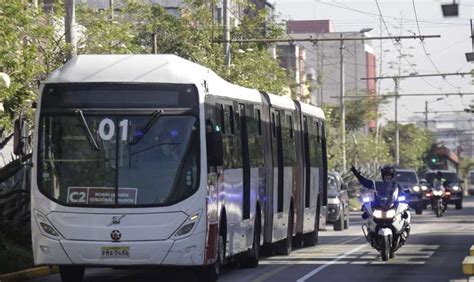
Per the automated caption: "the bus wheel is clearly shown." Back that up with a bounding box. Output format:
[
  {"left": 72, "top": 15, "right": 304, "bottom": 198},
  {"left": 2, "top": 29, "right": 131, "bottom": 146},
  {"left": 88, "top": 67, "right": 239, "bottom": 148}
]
[
  {"left": 59, "top": 266, "right": 84, "bottom": 282},
  {"left": 276, "top": 211, "right": 293, "bottom": 255},
  {"left": 303, "top": 206, "right": 320, "bottom": 247},
  {"left": 198, "top": 234, "right": 224, "bottom": 282},
  {"left": 241, "top": 214, "right": 261, "bottom": 268}
]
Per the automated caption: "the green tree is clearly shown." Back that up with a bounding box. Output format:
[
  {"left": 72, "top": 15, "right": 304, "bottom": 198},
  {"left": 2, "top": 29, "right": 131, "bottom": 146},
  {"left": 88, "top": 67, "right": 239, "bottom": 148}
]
[
  {"left": 382, "top": 122, "right": 436, "bottom": 170},
  {"left": 0, "top": 0, "right": 65, "bottom": 130},
  {"left": 323, "top": 97, "right": 390, "bottom": 172}
]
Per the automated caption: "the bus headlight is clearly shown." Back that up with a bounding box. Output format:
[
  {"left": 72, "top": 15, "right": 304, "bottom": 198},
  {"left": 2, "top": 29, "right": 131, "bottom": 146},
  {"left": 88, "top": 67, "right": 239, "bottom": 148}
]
[
  {"left": 34, "top": 210, "right": 61, "bottom": 239},
  {"left": 173, "top": 210, "right": 202, "bottom": 239},
  {"left": 452, "top": 186, "right": 460, "bottom": 191}
]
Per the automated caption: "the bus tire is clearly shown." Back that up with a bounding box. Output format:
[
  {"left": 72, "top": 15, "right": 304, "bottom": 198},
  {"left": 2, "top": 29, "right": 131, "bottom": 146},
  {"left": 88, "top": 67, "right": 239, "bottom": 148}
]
[
  {"left": 241, "top": 214, "right": 261, "bottom": 268},
  {"left": 276, "top": 210, "right": 293, "bottom": 255},
  {"left": 59, "top": 266, "right": 84, "bottom": 282},
  {"left": 198, "top": 234, "right": 224, "bottom": 282},
  {"left": 303, "top": 203, "right": 320, "bottom": 247}
]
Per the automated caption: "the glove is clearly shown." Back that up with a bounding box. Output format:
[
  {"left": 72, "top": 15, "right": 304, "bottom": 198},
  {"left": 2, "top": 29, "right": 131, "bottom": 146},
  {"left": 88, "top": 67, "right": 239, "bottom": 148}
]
[{"left": 350, "top": 165, "right": 357, "bottom": 173}]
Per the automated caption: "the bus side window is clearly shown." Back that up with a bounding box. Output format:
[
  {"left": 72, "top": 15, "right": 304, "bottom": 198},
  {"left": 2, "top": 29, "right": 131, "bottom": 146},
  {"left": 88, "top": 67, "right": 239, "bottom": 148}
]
[
  {"left": 256, "top": 109, "right": 262, "bottom": 135},
  {"left": 217, "top": 103, "right": 225, "bottom": 134},
  {"left": 271, "top": 112, "right": 276, "bottom": 137},
  {"left": 288, "top": 115, "right": 293, "bottom": 139},
  {"left": 316, "top": 121, "right": 320, "bottom": 143},
  {"left": 228, "top": 105, "right": 234, "bottom": 134}
]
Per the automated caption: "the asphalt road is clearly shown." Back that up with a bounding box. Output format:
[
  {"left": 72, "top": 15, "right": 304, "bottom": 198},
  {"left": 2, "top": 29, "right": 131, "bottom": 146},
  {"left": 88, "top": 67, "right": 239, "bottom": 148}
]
[{"left": 31, "top": 196, "right": 474, "bottom": 282}]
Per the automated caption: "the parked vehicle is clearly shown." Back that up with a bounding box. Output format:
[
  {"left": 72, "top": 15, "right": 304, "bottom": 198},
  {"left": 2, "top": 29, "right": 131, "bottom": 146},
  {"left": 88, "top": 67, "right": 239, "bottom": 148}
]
[
  {"left": 360, "top": 181, "right": 411, "bottom": 261},
  {"left": 468, "top": 171, "right": 474, "bottom": 196},
  {"left": 425, "top": 170, "right": 463, "bottom": 210},
  {"left": 327, "top": 171, "right": 350, "bottom": 231},
  {"left": 395, "top": 169, "right": 423, "bottom": 215}
]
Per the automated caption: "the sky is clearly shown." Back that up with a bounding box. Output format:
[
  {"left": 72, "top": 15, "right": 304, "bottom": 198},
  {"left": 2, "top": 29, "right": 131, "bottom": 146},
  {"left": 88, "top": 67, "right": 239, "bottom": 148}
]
[{"left": 272, "top": 0, "right": 473, "bottom": 123}]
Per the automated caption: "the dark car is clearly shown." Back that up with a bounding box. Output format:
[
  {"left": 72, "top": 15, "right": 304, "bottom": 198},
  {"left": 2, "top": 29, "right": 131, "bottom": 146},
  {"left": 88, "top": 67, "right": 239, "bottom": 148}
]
[
  {"left": 326, "top": 171, "right": 350, "bottom": 231},
  {"left": 396, "top": 169, "right": 423, "bottom": 215},
  {"left": 425, "top": 170, "right": 463, "bottom": 210}
]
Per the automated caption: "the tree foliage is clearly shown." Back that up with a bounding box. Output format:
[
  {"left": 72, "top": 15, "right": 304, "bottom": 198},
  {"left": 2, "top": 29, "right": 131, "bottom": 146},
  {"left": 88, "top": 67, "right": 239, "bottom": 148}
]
[
  {"left": 323, "top": 97, "right": 390, "bottom": 173},
  {"left": 0, "top": 0, "right": 293, "bottom": 134},
  {"left": 0, "top": 1, "right": 65, "bottom": 131},
  {"left": 382, "top": 122, "right": 436, "bottom": 170}
]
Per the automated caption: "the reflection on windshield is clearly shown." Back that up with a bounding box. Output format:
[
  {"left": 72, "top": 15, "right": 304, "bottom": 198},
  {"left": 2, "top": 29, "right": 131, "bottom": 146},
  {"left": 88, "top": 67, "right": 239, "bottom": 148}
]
[{"left": 38, "top": 114, "right": 199, "bottom": 206}]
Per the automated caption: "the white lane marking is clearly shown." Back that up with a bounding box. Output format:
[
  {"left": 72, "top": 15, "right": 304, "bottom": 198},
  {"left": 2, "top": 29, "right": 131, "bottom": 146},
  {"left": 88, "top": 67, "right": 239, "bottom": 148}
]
[{"left": 295, "top": 244, "right": 367, "bottom": 282}]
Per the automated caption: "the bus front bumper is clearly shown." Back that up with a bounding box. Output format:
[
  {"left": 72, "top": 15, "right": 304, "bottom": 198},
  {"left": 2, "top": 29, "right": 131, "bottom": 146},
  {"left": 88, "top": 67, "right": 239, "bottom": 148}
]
[{"left": 34, "top": 232, "right": 206, "bottom": 267}]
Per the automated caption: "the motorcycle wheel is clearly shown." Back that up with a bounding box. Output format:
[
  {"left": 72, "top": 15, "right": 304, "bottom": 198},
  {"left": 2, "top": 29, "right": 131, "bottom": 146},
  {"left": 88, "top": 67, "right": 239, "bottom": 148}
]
[{"left": 381, "top": 236, "right": 390, "bottom": 261}]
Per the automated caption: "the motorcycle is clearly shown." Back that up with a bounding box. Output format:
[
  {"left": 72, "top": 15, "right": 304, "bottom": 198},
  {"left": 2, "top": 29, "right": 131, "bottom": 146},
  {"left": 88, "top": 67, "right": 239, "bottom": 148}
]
[
  {"left": 426, "top": 187, "right": 450, "bottom": 217},
  {"left": 360, "top": 181, "right": 411, "bottom": 261}
]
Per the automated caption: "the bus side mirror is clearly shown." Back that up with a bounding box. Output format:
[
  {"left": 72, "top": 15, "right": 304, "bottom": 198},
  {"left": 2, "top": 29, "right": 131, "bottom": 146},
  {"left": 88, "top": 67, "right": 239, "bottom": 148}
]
[
  {"left": 13, "top": 117, "right": 28, "bottom": 156},
  {"left": 206, "top": 131, "right": 223, "bottom": 167}
]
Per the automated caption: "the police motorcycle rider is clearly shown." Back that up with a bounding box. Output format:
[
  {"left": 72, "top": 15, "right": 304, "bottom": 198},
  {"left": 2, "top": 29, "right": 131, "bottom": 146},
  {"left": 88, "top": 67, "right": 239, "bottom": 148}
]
[
  {"left": 431, "top": 170, "right": 449, "bottom": 212},
  {"left": 350, "top": 164, "right": 411, "bottom": 260}
]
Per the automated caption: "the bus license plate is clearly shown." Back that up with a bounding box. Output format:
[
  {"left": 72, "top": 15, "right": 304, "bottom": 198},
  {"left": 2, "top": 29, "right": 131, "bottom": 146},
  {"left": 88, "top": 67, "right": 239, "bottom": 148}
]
[{"left": 101, "top": 246, "right": 130, "bottom": 258}]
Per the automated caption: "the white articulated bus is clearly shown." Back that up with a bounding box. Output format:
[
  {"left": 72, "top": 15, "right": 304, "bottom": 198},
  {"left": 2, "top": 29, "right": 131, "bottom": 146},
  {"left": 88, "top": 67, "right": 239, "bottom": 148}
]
[{"left": 18, "top": 55, "right": 327, "bottom": 282}]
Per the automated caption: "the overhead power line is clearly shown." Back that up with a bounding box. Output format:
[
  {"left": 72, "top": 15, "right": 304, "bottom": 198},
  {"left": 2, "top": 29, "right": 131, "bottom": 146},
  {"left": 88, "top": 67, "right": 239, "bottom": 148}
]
[
  {"left": 361, "top": 72, "right": 473, "bottom": 80},
  {"left": 212, "top": 34, "right": 440, "bottom": 44},
  {"left": 332, "top": 92, "right": 474, "bottom": 98}
]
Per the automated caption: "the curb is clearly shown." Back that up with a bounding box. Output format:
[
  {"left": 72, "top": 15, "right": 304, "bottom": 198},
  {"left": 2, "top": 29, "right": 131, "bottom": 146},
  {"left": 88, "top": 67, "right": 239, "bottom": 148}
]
[
  {"left": 0, "top": 266, "right": 59, "bottom": 281},
  {"left": 463, "top": 257, "right": 474, "bottom": 275}
]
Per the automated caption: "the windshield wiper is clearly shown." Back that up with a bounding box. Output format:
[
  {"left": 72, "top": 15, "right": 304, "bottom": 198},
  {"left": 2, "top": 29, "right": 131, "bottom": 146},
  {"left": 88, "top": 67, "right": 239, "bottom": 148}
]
[
  {"left": 75, "top": 109, "right": 99, "bottom": 151},
  {"left": 130, "top": 109, "right": 164, "bottom": 145}
]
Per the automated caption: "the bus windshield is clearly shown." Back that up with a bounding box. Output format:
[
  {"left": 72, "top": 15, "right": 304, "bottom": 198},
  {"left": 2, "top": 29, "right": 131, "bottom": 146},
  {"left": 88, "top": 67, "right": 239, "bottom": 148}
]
[{"left": 37, "top": 84, "right": 200, "bottom": 207}]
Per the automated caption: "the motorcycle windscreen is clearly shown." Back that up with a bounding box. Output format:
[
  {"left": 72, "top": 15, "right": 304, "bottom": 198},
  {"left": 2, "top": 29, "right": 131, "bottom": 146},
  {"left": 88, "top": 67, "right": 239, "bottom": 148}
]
[{"left": 374, "top": 181, "right": 399, "bottom": 209}]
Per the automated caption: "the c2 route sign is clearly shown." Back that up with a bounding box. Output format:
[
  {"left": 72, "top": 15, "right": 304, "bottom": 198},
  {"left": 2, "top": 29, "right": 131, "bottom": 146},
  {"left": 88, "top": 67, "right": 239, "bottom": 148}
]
[{"left": 67, "top": 187, "right": 137, "bottom": 205}]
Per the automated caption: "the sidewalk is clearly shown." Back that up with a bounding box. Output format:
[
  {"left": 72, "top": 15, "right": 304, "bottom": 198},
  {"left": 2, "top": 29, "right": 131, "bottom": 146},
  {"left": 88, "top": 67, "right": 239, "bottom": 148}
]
[{"left": 0, "top": 266, "right": 58, "bottom": 281}]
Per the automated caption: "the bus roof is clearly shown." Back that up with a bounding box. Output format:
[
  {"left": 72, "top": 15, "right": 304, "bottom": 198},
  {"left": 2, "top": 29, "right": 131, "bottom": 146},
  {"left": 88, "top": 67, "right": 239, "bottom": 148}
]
[
  {"left": 44, "top": 54, "right": 264, "bottom": 104},
  {"left": 45, "top": 54, "right": 215, "bottom": 85},
  {"left": 299, "top": 102, "right": 325, "bottom": 120}
]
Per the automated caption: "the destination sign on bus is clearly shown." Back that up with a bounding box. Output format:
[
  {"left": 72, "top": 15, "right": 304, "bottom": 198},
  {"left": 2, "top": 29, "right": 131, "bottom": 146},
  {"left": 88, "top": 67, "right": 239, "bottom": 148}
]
[{"left": 67, "top": 187, "right": 137, "bottom": 205}]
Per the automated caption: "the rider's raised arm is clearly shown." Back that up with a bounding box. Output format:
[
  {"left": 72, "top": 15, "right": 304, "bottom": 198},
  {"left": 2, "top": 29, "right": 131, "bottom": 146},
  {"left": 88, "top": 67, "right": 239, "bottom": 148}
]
[{"left": 350, "top": 166, "right": 375, "bottom": 189}]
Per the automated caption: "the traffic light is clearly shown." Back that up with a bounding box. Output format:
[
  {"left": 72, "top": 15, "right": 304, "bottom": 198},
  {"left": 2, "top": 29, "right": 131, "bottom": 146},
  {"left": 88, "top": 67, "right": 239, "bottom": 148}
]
[{"left": 431, "top": 157, "right": 437, "bottom": 164}]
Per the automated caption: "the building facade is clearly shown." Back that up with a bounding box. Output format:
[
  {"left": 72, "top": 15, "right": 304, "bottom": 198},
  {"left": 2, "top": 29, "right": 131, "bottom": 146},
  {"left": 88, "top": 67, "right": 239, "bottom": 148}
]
[{"left": 286, "top": 20, "right": 377, "bottom": 108}]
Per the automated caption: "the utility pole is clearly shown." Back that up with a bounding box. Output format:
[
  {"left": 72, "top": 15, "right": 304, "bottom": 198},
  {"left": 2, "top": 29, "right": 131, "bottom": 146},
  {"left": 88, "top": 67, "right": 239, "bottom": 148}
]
[
  {"left": 223, "top": 0, "right": 231, "bottom": 68},
  {"left": 340, "top": 34, "right": 346, "bottom": 171},
  {"left": 109, "top": 0, "right": 114, "bottom": 19},
  {"left": 394, "top": 78, "right": 400, "bottom": 164},
  {"left": 65, "top": 0, "right": 77, "bottom": 61},
  {"left": 425, "top": 101, "right": 428, "bottom": 128},
  {"left": 360, "top": 71, "right": 471, "bottom": 164}
]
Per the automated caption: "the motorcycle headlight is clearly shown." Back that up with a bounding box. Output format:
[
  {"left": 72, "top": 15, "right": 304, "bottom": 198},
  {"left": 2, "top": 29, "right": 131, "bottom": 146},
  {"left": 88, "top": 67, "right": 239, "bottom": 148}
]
[
  {"left": 432, "top": 190, "right": 443, "bottom": 196},
  {"left": 373, "top": 209, "right": 396, "bottom": 219},
  {"left": 452, "top": 186, "right": 460, "bottom": 191},
  {"left": 413, "top": 186, "right": 420, "bottom": 192}
]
